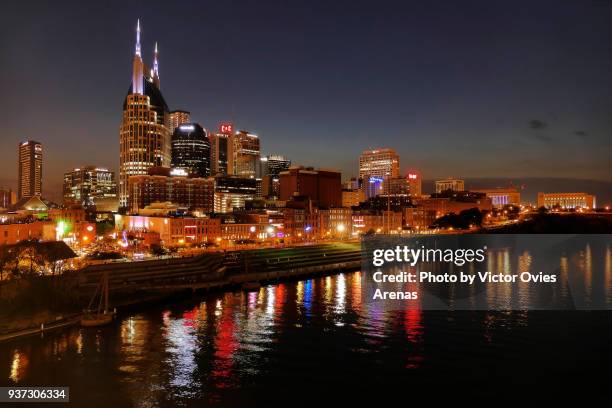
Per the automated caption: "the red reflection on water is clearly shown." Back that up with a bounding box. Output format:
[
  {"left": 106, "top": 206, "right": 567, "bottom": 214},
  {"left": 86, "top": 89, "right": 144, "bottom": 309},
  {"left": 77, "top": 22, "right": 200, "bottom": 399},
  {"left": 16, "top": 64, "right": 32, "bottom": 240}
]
[
  {"left": 404, "top": 308, "right": 424, "bottom": 369},
  {"left": 275, "top": 284, "right": 285, "bottom": 311},
  {"left": 212, "top": 304, "right": 237, "bottom": 387},
  {"left": 182, "top": 306, "right": 200, "bottom": 329}
]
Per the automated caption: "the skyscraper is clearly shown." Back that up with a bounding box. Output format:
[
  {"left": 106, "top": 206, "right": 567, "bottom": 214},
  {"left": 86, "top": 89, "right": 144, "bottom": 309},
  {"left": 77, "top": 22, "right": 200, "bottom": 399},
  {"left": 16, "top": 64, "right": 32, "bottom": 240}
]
[
  {"left": 358, "top": 148, "right": 400, "bottom": 181},
  {"left": 18, "top": 140, "right": 43, "bottom": 200},
  {"left": 171, "top": 123, "right": 211, "bottom": 177},
  {"left": 169, "top": 110, "right": 190, "bottom": 135},
  {"left": 231, "top": 130, "right": 260, "bottom": 178},
  {"left": 119, "top": 20, "right": 170, "bottom": 207},
  {"left": 209, "top": 123, "right": 233, "bottom": 176},
  {"left": 63, "top": 166, "right": 117, "bottom": 208}
]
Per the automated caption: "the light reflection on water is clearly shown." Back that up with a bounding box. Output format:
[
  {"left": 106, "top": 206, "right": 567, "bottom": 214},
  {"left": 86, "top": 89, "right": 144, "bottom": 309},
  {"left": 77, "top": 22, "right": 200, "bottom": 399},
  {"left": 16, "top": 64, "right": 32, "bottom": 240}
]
[{"left": 0, "top": 243, "right": 611, "bottom": 406}]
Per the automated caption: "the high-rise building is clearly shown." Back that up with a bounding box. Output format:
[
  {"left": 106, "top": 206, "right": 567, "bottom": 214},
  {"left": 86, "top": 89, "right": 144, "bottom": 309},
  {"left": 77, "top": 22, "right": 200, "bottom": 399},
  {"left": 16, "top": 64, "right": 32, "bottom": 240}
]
[
  {"left": 119, "top": 20, "right": 170, "bottom": 208},
  {"left": 231, "top": 130, "right": 260, "bottom": 178},
  {"left": 435, "top": 177, "right": 465, "bottom": 194},
  {"left": 63, "top": 166, "right": 117, "bottom": 208},
  {"left": 384, "top": 172, "right": 422, "bottom": 197},
  {"left": 18, "top": 140, "right": 43, "bottom": 200},
  {"left": 406, "top": 171, "right": 422, "bottom": 197},
  {"left": 359, "top": 148, "right": 400, "bottom": 181},
  {"left": 260, "top": 155, "right": 291, "bottom": 199},
  {"left": 209, "top": 123, "right": 233, "bottom": 176},
  {"left": 171, "top": 123, "right": 211, "bottom": 177},
  {"left": 168, "top": 110, "right": 190, "bottom": 135}
]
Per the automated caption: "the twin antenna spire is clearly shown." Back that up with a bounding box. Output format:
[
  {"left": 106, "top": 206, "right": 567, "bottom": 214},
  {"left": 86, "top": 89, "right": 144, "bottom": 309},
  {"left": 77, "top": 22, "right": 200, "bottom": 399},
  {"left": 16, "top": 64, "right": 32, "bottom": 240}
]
[{"left": 134, "top": 19, "right": 159, "bottom": 79}]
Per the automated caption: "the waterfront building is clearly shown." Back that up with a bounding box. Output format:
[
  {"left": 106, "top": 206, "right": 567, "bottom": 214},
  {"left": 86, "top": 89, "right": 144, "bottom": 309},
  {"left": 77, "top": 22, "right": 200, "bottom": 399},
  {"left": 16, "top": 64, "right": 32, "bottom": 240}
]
[
  {"left": 279, "top": 166, "right": 342, "bottom": 208},
  {"left": 472, "top": 187, "right": 521, "bottom": 208},
  {"left": 18, "top": 140, "right": 43, "bottom": 200},
  {"left": 115, "top": 214, "right": 274, "bottom": 246},
  {"left": 171, "top": 123, "right": 211, "bottom": 177},
  {"left": 119, "top": 20, "right": 171, "bottom": 207},
  {"left": 319, "top": 207, "right": 352, "bottom": 238},
  {"left": 359, "top": 148, "right": 400, "bottom": 181},
  {"left": 537, "top": 192, "right": 596, "bottom": 209},
  {"left": 63, "top": 166, "right": 117, "bottom": 208},
  {"left": 168, "top": 110, "right": 190, "bottom": 135},
  {"left": 435, "top": 177, "right": 465, "bottom": 193}
]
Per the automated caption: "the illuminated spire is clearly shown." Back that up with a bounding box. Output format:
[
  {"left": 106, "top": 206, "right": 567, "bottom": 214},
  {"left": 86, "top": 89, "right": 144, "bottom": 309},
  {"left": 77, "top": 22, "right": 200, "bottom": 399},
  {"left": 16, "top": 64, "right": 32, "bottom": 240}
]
[
  {"left": 153, "top": 42, "right": 159, "bottom": 78},
  {"left": 135, "top": 19, "right": 141, "bottom": 57},
  {"left": 132, "top": 19, "right": 144, "bottom": 94}
]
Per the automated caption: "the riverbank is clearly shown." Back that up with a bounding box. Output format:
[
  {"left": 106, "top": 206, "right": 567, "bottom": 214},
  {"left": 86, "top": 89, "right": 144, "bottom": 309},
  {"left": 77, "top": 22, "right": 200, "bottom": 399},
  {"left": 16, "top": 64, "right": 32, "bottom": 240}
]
[{"left": 0, "top": 243, "right": 363, "bottom": 342}]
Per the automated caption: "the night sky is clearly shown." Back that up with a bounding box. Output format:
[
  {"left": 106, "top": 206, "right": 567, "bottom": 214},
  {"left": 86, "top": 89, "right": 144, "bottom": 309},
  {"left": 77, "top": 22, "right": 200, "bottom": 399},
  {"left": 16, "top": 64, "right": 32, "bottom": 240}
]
[{"left": 2, "top": 0, "right": 612, "bottom": 201}]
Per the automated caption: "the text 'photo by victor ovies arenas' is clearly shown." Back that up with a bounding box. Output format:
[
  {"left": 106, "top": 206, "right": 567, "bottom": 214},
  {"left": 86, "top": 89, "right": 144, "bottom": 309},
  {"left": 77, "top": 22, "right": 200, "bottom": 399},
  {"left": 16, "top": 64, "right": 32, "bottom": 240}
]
[{"left": 1, "top": 0, "right": 612, "bottom": 406}]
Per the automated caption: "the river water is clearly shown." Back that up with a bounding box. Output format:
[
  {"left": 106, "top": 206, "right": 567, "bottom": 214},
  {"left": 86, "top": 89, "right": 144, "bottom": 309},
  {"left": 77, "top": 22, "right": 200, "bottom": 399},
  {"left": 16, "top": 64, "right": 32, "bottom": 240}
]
[{"left": 2, "top": 243, "right": 612, "bottom": 405}]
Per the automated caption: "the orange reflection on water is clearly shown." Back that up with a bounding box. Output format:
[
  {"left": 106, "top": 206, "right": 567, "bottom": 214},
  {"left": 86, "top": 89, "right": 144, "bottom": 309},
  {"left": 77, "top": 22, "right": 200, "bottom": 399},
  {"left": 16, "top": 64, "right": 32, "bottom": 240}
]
[
  {"left": 351, "top": 272, "right": 362, "bottom": 313},
  {"left": 9, "top": 350, "right": 28, "bottom": 383}
]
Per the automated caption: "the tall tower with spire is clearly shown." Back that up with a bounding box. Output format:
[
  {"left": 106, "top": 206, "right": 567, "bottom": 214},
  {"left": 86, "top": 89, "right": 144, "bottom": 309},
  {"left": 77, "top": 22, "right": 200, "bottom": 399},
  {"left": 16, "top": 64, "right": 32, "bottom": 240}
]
[
  {"left": 119, "top": 20, "right": 171, "bottom": 209},
  {"left": 132, "top": 19, "right": 144, "bottom": 94},
  {"left": 152, "top": 42, "right": 160, "bottom": 87}
]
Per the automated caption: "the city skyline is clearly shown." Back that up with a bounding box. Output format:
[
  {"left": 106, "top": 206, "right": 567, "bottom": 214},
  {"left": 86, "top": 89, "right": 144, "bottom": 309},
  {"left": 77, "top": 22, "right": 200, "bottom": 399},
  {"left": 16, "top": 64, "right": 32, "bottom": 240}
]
[{"left": 3, "top": 1, "right": 612, "bottom": 202}]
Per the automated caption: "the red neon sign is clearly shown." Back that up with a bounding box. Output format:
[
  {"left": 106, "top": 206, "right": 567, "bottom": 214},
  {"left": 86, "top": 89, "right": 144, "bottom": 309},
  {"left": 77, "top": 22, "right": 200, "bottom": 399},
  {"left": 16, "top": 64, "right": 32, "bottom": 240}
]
[
  {"left": 408, "top": 173, "right": 418, "bottom": 180},
  {"left": 219, "top": 123, "right": 234, "bottom": 134}
]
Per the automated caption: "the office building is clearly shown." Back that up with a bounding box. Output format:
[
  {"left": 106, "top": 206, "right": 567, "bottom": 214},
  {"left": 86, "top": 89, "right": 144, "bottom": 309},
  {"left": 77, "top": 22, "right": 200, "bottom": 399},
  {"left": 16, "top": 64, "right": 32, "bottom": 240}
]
[
  {"left": 359, "top": 148, "right": 400, "bottom": 180},
  {"left": 214, "top": 176, "right": 258, "bottom": 213},
  {"left": 18, "top": 140, "right": 43, "bottom": 200},
  {"left": 231, "top": 130, "right": 260, "bottom": 178},
  {"left": 171, "top": 123, "right": 211, "bottom": 177},
  {"left": 63, "top": 166, "right": 117, "bottom": 208},
  {"left": 406, "top": 171, "right": 422, "bottom": 197},
  {"left": 209, "top": 129, "right": 231, "bottom": 176},
  {"left": 168, "top": 110, "right": 190, "bottom": 135},
  {"left": 119, "top": 20, "right": 170, "bottom": 207}
]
